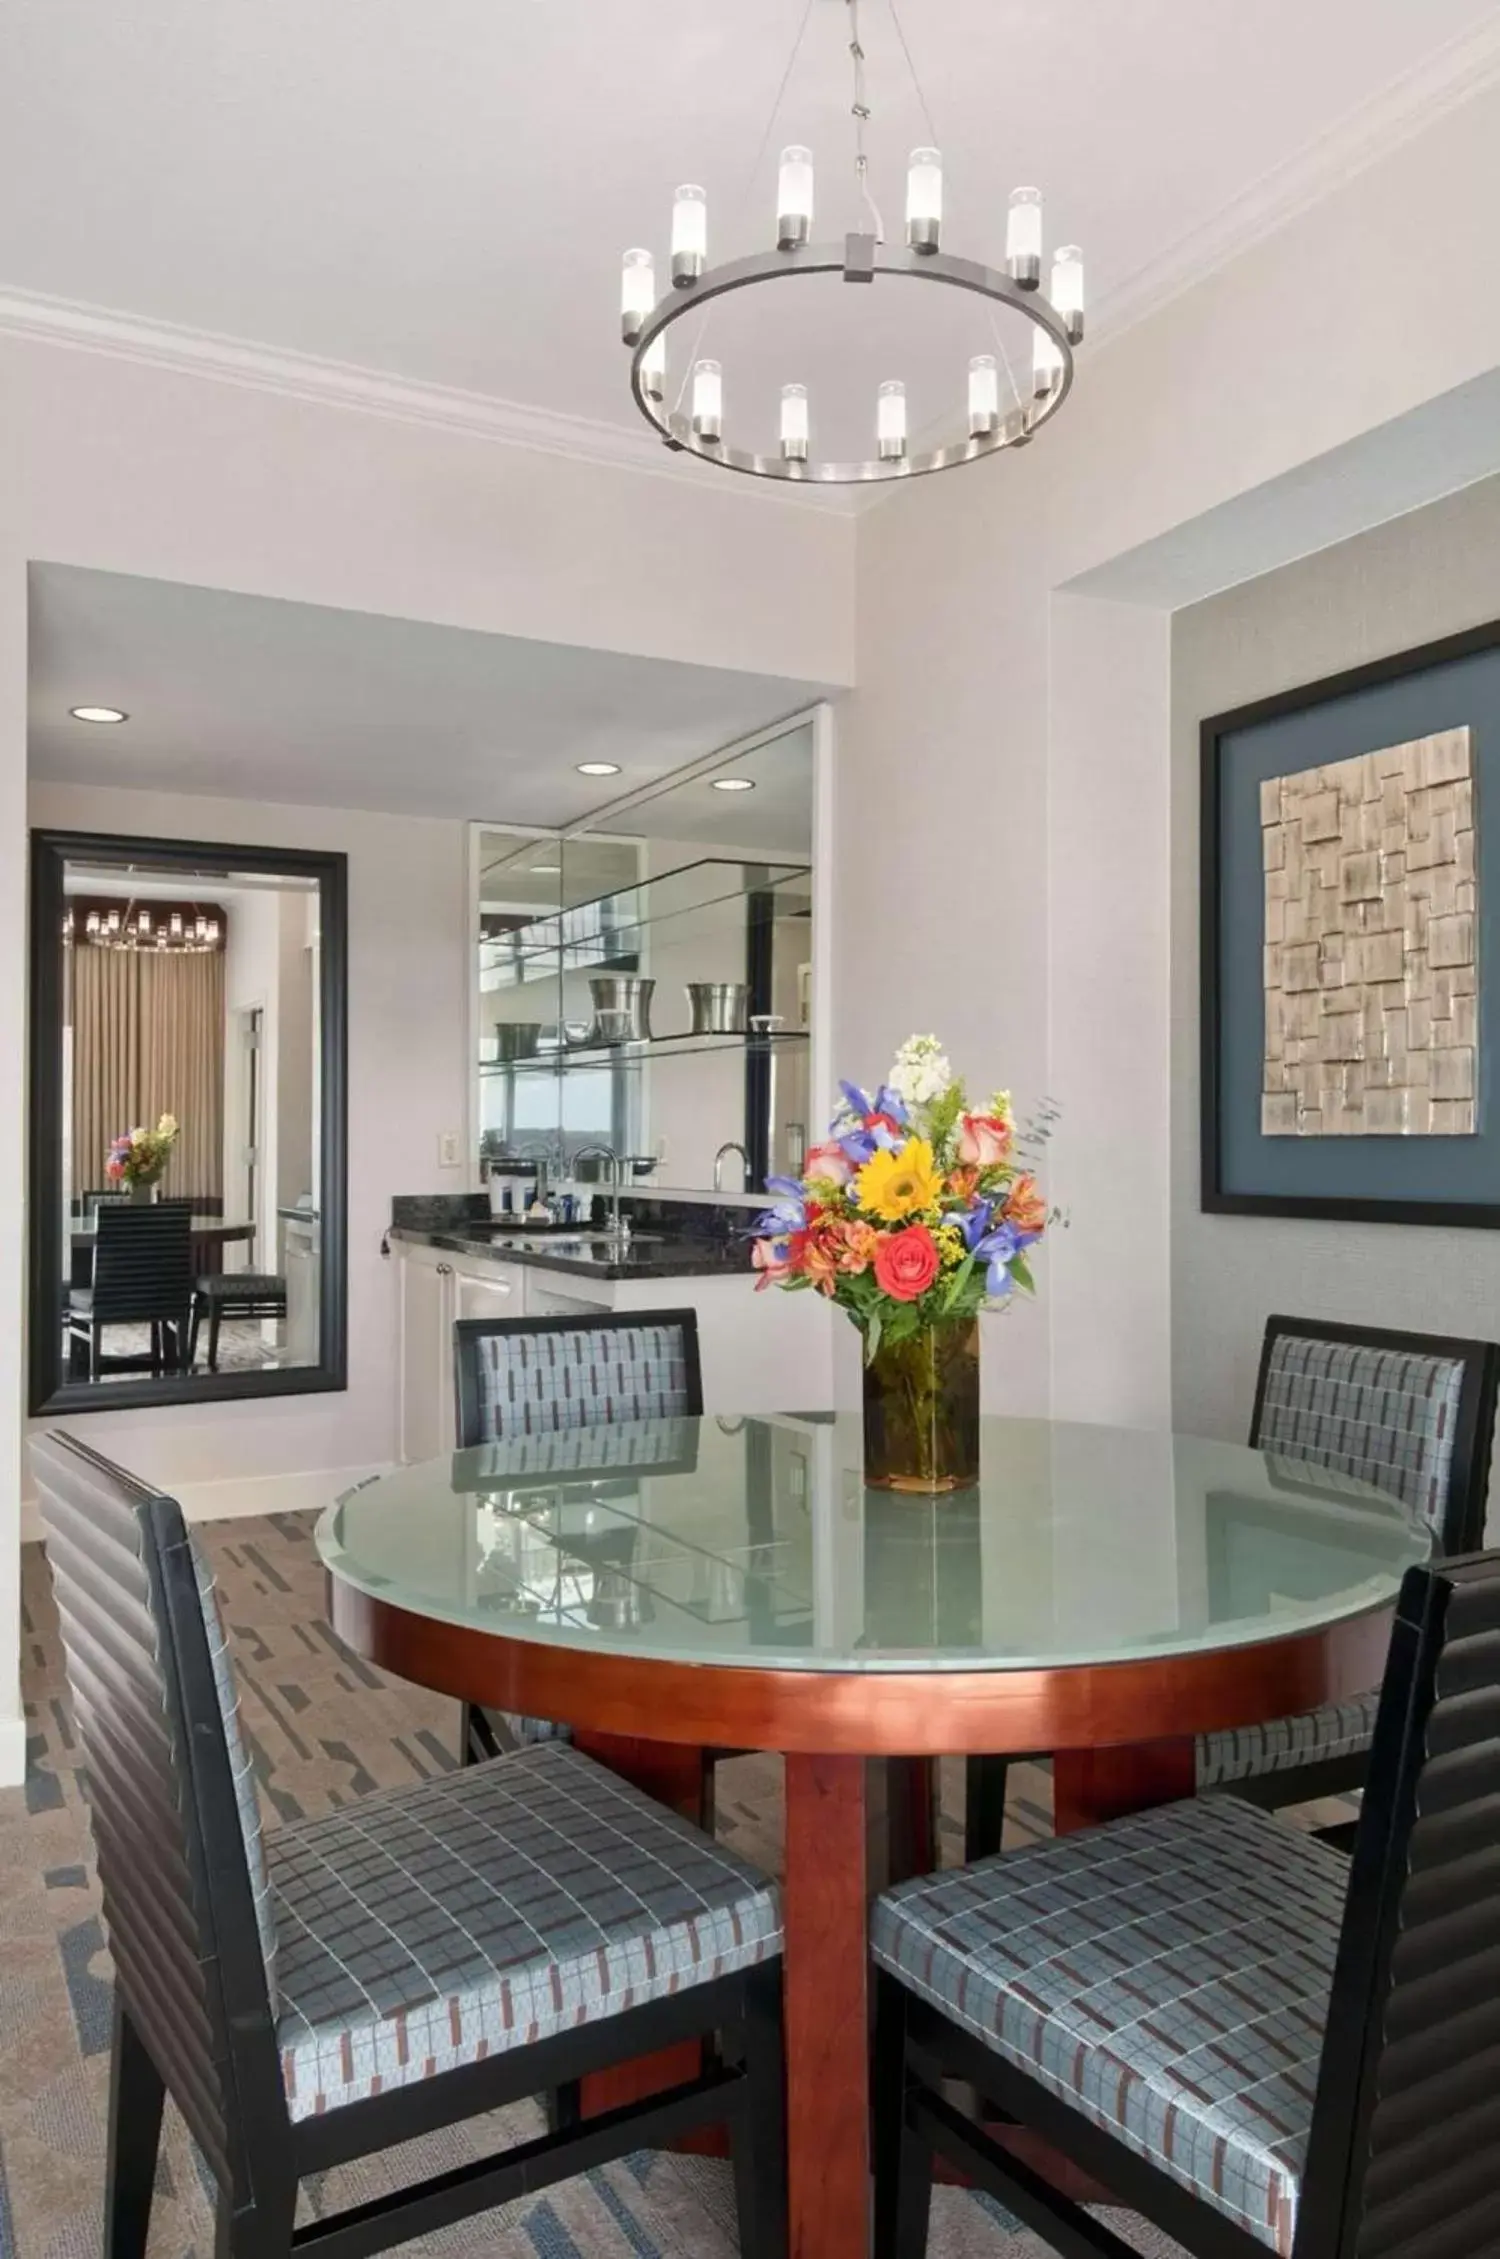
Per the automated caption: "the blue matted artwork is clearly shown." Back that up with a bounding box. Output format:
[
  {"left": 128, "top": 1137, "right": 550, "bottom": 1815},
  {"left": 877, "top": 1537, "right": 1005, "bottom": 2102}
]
[{"left": 1201, "top": 618, "right": 1500, "bottom": 1225}]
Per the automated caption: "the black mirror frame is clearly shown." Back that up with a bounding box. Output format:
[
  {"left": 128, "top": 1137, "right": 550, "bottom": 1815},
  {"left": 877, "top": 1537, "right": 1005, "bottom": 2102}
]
[{"left": 28, "top": 828, "right": 349, "bottom": 1415}]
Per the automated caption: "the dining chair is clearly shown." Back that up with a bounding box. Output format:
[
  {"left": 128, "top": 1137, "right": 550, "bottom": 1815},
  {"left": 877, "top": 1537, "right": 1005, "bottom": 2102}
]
[
  {"left": 66, "top": 1201, "right": 194, "bottom": 1379},
  {"left": 32, "top": 1430, "right": 788, "bottom": 2259},
  {"left": 965, "top": 1312, "right": 1500, "bottom": 1857},
  {"left": 872, "top": 1546, "right": 1500, "bottom": 2259},
  {"left": 191, "top": 1270, "right": 289, "bottom": 1370},
  {"left": 452, "top": 1308, "right": 703, "bottom": 1767}
]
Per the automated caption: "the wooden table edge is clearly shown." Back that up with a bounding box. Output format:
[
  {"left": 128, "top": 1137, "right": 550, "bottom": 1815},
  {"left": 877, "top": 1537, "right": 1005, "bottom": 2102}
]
[{"left": 326, "top": 1573, "right": 1394, "bottom": 1754}]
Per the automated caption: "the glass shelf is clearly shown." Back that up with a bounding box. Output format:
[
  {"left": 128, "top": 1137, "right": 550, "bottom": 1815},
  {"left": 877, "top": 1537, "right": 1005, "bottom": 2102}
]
[
  {"left": 479, "top": 1029, "right": 810, "bottom": 1078},
  {"left": 482, "top": 855, "right": 812, "bottom": 992}
]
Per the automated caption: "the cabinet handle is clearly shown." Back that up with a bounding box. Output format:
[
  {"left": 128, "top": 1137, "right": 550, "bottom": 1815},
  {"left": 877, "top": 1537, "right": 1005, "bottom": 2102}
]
[{"left": 436, "top": 1262, "right": 453, "bottom": 1276}]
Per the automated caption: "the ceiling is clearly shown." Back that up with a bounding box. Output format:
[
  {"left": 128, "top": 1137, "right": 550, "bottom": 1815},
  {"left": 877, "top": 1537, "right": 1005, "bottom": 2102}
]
[
  {"left": 28, "top": 565, "right": 823, "bottom": 821},
  {"left": 3, "top": 2, "right": 1497, "bottom": 470}
]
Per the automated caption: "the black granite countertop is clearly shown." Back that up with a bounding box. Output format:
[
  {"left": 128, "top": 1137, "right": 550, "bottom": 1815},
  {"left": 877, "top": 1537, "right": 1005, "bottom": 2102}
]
[{"left": 387, "top": 1222, "right": 752, "bottom": 1283}]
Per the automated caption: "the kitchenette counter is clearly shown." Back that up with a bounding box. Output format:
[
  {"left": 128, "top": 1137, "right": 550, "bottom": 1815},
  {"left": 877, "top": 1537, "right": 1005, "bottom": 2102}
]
[{"left": 387, "top": 1220, "right": 751, "bottom": 1283}]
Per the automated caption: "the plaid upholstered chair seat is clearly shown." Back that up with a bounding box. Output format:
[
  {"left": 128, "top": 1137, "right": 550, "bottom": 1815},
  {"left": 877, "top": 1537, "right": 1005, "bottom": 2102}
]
[
  {"left": 1195, "top": 1323, "right": 1487, "bottom": 1794},
  {"left": 273, "top": 1740, "right": 781, "bottom": 2118},
  {"left": 873, "top": 1796, "right": 1345, "bottom": 2254}
]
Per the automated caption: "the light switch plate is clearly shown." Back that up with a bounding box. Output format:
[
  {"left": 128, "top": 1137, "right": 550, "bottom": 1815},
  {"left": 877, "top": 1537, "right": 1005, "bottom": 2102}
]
[{"left": 438, "top": 1131, "right": 461, "bottom": 1168}]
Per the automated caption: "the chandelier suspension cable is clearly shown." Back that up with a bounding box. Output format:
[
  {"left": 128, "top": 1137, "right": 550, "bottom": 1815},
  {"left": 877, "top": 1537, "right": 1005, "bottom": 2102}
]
[
  {"left": 885, "top": 0, "right": 940, "bottom": 147},
  {"left": 845, "top": 0, "right": 885, "bottom": 244},
  {"left": 667, "top": 0, "right": 820, "bottom": 415}
]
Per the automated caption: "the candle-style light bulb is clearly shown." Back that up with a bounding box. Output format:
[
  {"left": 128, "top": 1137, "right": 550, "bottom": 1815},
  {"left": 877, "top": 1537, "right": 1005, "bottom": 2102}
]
[
  {"left": 1032, "top": 326, "right": 1064, "bottom": 398},
  {"left": 780, "top": 382, "right": 809, "bottom": 462},
  {"left": 968, "top": 353, "right": 1000, "bottom": 438},
  {"left": 169, "top": 911, "right": 183, "bottom": 938},
  {"left": 877, "top": 379, "right": 907, "bottom": 461},
  {"left": 777, "top": 146, "right": 813, "bottom": 250},
  {"left": 137, "top": 908, "right": 152, "bottom": 936},
  {"left": 672, "top": 184, "right": 707, "bottom": 286},
  {"left": 640, "top": 330, "right": 666, "bottom": 404},
  {"left": 1007, "top": 186, "right": 1043, "bottom": 287},
  {"left": 620, "top": 249, "right": 655, "bottom": 346},
  {"left": 692, "top": 357, "right": 723, "bottom": 442},
  {"left": 906, "top": 148, "right": 942, "bottom": 254},
  {"left": 1051, "top": 244, "right": 1084, "bottom": 342}
]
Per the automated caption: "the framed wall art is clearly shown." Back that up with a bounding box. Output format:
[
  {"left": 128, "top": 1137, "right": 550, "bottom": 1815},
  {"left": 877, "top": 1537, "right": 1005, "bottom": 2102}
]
[{"left": 1201, "top": 615, "right": 1500, "bottom": 1226}]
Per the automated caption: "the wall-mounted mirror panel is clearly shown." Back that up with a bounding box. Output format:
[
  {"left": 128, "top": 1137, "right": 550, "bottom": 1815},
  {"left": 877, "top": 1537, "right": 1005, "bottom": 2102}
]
[
  {"left": 474, "top": 717, "right": 813, "bottom": 1197},
  {"left": 29, "top": 830, "right": 348, "bottom": 1413}
]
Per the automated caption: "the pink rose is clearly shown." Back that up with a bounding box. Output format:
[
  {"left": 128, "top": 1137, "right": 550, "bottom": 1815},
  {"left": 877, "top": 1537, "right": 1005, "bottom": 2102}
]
[
  {"left": 873, "top": 1224, "right": 941, "bottom": 1303},
  {"left": 956, "top": 1111, "right": 1013, "bottom": 1168},
  {"left": 804, "top": 1140, "right": 855, "bottom": 1187}
]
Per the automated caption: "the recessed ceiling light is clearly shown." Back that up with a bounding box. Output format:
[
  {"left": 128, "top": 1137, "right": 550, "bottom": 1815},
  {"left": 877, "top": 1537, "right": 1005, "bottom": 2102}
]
[
  {"left": 711, "top": 776, "right": 756, "bottom": 792},
  {"left": 70, "top": 705, "right": 128, "bottom": 724},
  {"left": 531, "top": 862, "right": 561, "bottom": 874},
  {"left": 576, "top": 761, "right": 621, "bottom": 777}
]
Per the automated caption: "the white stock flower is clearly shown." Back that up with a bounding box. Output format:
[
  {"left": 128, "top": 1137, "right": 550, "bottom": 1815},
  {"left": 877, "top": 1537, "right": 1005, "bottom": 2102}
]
[{"left": 889, "top": 1033, "right": 953, "bottom": 1111}]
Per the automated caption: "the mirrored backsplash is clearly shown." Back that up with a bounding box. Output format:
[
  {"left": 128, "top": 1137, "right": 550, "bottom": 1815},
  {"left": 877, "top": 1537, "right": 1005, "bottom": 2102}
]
[{"left": 475, "top": 717, "right": 814, "bottom": 1197}]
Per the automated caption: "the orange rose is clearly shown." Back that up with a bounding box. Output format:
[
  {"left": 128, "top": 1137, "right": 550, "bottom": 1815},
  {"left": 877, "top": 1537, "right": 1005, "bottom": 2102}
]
[
  {"left": 873, "top": 1223, "right": 941, "bottom": 1303},
  {"left": 1002, "top": 1174, "right": 1047, "bottom": 1239}
]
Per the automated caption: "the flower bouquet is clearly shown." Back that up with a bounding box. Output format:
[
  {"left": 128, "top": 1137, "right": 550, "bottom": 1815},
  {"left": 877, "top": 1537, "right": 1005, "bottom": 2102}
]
[
  {"left": 106, "top": 1113, "right": 180, "bottom": 1200},
  {"left": 751, "top": 1037, "right": 1048, "bottom": 1492}
]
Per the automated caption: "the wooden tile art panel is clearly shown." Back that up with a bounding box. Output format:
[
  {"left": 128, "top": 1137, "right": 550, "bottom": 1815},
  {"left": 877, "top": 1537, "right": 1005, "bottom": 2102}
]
[{"left": 1261, "top": 727, "right": 1477, "bottom": 1136}]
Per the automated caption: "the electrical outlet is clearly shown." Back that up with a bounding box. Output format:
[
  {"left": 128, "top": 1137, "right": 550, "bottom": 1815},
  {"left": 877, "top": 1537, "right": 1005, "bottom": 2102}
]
[{"left": 438, "top": 1131, "right": 461, "bottom": 1168}]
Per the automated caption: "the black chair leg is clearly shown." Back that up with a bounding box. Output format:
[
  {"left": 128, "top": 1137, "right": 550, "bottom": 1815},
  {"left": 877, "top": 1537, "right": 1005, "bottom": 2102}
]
[
  {"left": 207, "top": 1299, "right": 223, "bottom": 1374},
  {"left": 965, "top": 1755, "right": 1010, "bottom": 1863},
  {"left": 873, "top": 1974, "right": 933, "bottom": 2259},
  {"left": 214, "top": 2178, "right": 296, "bottom": 2259},
  {"left": 105, "top": 1999, "right": 165, "bottom": 2259},
  {"left": 729, "top": 1964, "right": 788, "bottom": 2259},
  {"left": 461, "top": 1701, "right": 503, "bottom": 1766}
]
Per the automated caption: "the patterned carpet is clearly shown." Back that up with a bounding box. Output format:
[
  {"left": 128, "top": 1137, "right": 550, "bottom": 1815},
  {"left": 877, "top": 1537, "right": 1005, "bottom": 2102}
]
[{"left": 4, "top": 1511, "right": 1187, "bottom": 2259}]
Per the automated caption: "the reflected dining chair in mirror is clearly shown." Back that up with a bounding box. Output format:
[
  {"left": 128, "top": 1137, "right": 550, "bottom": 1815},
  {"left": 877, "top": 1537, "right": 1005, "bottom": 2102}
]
[
  {"left": 29, "top": 829, "right": 347, "bottom": 1413},
  {"left": 67, "top": 1201, "right": 193, "bottom": 1380}
]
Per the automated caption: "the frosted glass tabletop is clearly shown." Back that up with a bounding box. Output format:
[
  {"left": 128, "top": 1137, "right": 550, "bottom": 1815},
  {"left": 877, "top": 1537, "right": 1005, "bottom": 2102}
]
[{"left": 317, "top": 1415, "right": 1428, "bottom": 1675}]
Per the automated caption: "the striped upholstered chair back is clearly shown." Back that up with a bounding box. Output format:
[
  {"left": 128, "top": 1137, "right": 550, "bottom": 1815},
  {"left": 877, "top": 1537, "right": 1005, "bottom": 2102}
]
[
  {"left": 454, "top": 1310, "right": 703, "bottom": 1457},
  {"left": 31, "top": 1433, "right": 286, "bottom": 2203},
  {"left": 1251, "top": 1315, "right": 1499, "bottom": 1549}
]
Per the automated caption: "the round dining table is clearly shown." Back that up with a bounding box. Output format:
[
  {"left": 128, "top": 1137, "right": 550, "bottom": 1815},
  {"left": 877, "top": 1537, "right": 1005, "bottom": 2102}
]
[{"left": 318, "top": 1411, "right": 1427, "bottom": 2259}]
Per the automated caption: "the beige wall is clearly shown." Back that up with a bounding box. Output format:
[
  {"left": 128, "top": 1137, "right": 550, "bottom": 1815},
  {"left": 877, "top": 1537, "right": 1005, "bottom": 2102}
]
[{"left": 1170, "top": 472, "right": 1500, "bottom": 1455}]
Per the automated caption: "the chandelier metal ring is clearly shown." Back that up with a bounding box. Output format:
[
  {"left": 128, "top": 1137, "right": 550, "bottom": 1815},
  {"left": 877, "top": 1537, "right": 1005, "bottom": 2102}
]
[{"left": 628, "top": 236, "right": 1075, "bottom": 486}]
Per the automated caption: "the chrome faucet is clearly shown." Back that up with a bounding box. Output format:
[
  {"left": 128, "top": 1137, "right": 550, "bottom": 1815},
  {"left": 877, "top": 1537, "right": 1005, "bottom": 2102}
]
[
  {"left": 714, "top": 1140, "right": 751, "bottom": 1192},
  {"left": 572, "top": 1144, "right": 629, "bottom": 1244}
]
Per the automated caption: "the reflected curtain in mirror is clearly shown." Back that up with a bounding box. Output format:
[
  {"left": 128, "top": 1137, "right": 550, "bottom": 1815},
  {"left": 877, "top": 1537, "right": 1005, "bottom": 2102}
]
[{"left": 68, "top": 944, "right": 225, "bottom": 1200}]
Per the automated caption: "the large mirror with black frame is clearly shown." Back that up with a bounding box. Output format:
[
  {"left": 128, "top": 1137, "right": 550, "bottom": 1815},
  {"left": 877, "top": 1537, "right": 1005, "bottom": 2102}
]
[{"left": 28, "top": 830, "right": 347, "bottom": 1414}]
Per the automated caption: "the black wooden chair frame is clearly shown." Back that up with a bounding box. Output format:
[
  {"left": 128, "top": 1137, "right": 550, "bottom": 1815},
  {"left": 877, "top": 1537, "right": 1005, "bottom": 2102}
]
[
  {"left": 876, "top": 1552, "right": 1492, "bottom": 2259},
  {"left": 965, "top": 1312, "right": 1500, "bottom": 1854},
  {"left": 36, "top": 1432, "right": 786, "bottom": 2259},
  {"left": 452, "top": 1307, "right": 704, "bottom": 1768}
]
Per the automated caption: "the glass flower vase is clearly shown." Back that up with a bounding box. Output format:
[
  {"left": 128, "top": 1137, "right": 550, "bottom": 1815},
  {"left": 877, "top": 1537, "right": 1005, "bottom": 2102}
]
[{"left": 862, "top": 1317, "right": 981, "bottom": 1494}]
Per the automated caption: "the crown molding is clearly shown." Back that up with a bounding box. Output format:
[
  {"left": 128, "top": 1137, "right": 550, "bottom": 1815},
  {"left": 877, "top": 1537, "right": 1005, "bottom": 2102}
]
[
  {"left": 1091, "top": 13, "right": 1500, "bottom": 342},
  {"left": 0, "top": 285, "right": 854, "bottom": 516}
]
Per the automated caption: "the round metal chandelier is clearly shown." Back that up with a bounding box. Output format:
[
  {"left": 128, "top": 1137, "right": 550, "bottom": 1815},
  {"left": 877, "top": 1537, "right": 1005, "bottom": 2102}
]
[{"left": 619, "top": 0, "right": 1084, "bottom": 486}]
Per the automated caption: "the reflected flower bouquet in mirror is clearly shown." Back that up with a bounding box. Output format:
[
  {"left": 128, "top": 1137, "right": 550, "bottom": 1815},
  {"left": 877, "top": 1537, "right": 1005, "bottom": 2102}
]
[{"left": 106, "top": 1112, "right": 179, "bottom": 1192}]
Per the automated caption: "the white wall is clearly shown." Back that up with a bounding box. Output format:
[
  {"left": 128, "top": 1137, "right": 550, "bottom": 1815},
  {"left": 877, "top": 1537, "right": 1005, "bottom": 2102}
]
[
  {"left": 844, "top": 75, "right": 1500, "bottom": 1431},
  {"left": 0, "top": 333, "right": 856, "bottom": 1777},
  {"left": 1171, "top": 473, "right": 1500, "bottom": 1451},
  {"left": 27, "top": 777, "right": 471, "bottom": 1510}
]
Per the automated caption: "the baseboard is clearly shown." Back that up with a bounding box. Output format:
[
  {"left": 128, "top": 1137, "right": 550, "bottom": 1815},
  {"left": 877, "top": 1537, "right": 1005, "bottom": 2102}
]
[
  {"left": 19, "top": 1462, "right": 391, "bottom": 1544},
  {"left": 0, "top": 1712, "right": 26, "bottom": 1789}
]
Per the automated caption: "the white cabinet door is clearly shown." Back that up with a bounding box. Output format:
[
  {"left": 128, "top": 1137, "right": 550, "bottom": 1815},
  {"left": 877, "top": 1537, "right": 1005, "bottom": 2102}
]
[
  {"left": 397, "top": 1251, "right": 450, "bottom": 1465},
  {"left": 452, "top": 1264, "right": 522, "bottom": 1326}
]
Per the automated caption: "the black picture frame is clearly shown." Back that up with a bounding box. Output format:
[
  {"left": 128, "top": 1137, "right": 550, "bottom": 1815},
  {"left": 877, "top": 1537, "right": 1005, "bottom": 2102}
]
[
  {"left": 1201, "top": 615, "right": 1500, "bottom": 1227},
  {"left": 29, "top": 828, "right": 349, "bottom": 1414}
]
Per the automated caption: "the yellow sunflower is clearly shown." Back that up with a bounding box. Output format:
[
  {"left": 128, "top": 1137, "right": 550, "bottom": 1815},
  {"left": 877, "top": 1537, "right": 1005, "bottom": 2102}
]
[{"left": 855, "top": 1137, "right": 943, "bottom": 1223}]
